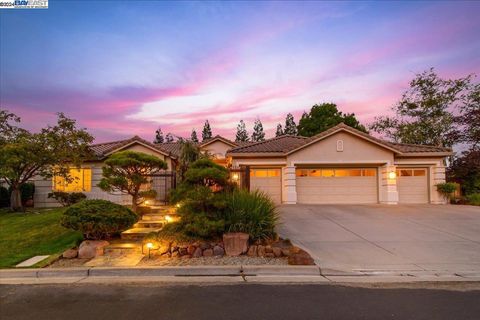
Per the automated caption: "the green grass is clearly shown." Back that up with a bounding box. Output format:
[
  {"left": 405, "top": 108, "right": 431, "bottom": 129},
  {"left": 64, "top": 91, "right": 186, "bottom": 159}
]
[{"left": 0, "top": 207, "right": 83, "bottom": 268}]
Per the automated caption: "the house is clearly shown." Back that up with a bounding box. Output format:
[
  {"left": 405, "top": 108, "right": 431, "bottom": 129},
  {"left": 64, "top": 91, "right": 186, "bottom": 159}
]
[
  {"left": 32, "top": 135, "right": 247, "bottom": 208},
  {"left": 32, "top": 123, "right": 452, "bottom": 207},
  {"left": 226, "top": 123, "right": 452, "bottom": 205}
]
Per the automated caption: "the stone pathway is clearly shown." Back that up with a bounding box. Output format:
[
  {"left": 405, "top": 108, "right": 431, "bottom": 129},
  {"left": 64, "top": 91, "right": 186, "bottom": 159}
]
[{"left": 85, "top": 253, "right": 145, "bottom": 267}]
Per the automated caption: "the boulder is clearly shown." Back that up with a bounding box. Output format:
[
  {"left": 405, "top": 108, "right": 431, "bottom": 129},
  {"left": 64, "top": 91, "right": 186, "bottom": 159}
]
[
  {"left": 281, "top": 248, "right": 291, "bottom": 257},
  {"left": 171, "top": 251, "right": 180, "bottom": 258},
  {"left": 223, "top": 233, "right": 249, "bottom": 256},
  {"left": 62, "top": 248, "right": 78, "bottom": 259},
  {"left": 199, "top": 242, "right": 211, "bottom": 250},
  {"left": 187, "top": 245, "right": 196, "bottom": 255},
  {"left": 272, "top": 247, "right": 283, "bottom": 257},
  {"left": 213, "top": 245, "right": 225, "bottom": 257},
  {"left": 247, "top": 245, "right": 257, "bottom": 257},
  {"left": 203, "top": 249, "right": 213, "bottom": 257},
  {"left": 288, "top": 248, "right": 315, "bottom": 265},
  {"left": 257, "top": 245, "right": 266, "bottom": 257},
  {"left": 78, "top": 240, "right": 109, "bottom": 259},
  {"left": 178, "top": 247, "right": 188, "bottom": 256},
  {"left": 192, "top": 247, "right": 203, "bottom": 258},
  {"left": 265, "top": 245, "right": 273, "bottom": 253}
]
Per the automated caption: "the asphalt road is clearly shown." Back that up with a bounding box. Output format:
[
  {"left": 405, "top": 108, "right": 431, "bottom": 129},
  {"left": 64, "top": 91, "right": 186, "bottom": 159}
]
[{"left": 1, "top": 283, "right": 480, "bottom": 320}]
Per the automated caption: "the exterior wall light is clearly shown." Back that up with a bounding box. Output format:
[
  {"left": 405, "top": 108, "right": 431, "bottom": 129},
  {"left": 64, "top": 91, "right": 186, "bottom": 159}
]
[
  {"left": 388, "top": 171, "right": 397, "bottom": 180},
  {"left": 232, "top": 173, "right": 239, "bottom": 181}
]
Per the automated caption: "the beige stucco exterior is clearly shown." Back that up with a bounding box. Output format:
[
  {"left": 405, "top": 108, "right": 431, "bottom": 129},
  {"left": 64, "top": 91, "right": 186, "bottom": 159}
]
[
  {"left": 230, "top": 131, "right": 449, "bottom": 205},
  {"left": 200, "top": 140, "right": 234, "bottom": 160}
]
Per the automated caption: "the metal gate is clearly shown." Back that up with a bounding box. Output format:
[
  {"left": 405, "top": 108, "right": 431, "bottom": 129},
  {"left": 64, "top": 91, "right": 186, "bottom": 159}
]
[{"left": 149, "top": 171, "right": 176, "bottom": 204}]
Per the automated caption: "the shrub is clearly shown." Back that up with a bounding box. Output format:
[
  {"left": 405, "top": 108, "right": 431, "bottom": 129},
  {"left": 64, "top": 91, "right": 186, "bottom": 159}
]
[
  {"left": 19, "top": 183, "right": 35, "bottom": 204},
  {"left": 48, "top": 192, "right": 87, "bottom": 206},
  {"left": 223, "top": 189, "right": 279, "bottom": 240},
  {"left": 436, "top": 182, "right": 458, "bottom": 201},
  {"left": 0, "top": 186, "right": 9, "bottom": 208},
  {"left": 466, "top": 194, "right": 480, "bottom": 206},
  {"left": 61, "top": 199, "right": 138, "bottom": 239}
]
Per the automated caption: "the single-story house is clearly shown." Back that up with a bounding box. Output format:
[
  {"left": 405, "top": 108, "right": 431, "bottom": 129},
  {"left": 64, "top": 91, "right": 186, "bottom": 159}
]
[
  {"left": 226, "top": 123, "right": 452, "bottom": 205},
  {"left": 32, "top": 123, "right": 452, "bottom": 207}
]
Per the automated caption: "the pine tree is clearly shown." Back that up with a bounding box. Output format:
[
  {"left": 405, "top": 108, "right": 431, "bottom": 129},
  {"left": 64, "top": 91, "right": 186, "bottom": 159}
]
[
  {"left": 235, "top": 120, "right": 249, "bottom": 142},
  {"left": 251, "top": 118, "right": 265, "bottom": 142},
  {"left": 275, "top": 123, "right": 284, "bottom": 137},
  {"left": 190, "top": 129, "right": 199, "bottom": 143},
  {"left": 284, "top": 113, "right": 298, "bottom": 135},
  {"left": 202, "top": 120, "right": 212, "bottom": 141},
  {"left": 154, "top": 127, "right": 164, "bottom": 143},
  {"left": 165, "top": 133, "right": 174, "bottom": 143}
]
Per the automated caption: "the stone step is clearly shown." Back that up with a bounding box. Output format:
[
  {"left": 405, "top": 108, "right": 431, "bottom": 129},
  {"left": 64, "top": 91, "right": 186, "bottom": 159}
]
[
  {"left": 121, "top": 228, "right": 162, "bottom": 240},
  {"left": 104, "top": 241, "right": 143, "bottom": 254},
  {"left": 134, "top": 220, "right": 165, "bottom": 228}
]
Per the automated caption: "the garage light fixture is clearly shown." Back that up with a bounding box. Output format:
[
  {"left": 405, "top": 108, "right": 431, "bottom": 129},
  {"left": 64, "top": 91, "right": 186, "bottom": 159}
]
[{"left": 388, "top": 171, "right": 397, "bottom": 179}]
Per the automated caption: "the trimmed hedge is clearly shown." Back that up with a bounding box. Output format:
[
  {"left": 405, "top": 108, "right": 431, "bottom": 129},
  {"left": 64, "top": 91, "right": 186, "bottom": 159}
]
[{"left": 61, "top": 199, "right": 138, "bottom": 240}]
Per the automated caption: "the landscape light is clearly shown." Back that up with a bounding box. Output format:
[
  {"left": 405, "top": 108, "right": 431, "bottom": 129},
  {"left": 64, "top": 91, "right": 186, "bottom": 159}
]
[{"left": 165, "top": 215, "right": 173, "bottom": 223}]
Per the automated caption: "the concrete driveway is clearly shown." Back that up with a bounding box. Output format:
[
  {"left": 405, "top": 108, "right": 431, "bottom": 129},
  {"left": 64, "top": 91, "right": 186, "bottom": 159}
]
[{"left": 278, "top": 204, "right": 480, "bottom": 274}]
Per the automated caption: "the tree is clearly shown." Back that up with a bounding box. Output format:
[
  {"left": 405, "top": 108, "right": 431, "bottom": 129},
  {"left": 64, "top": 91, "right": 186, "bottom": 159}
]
[
  {"left": 275, "top": 123, "right": 284, "bottom": 137},
  {"left": 447, "top": 150, "right": 480, "bottom": 195},
  {"left": 165, "top": 133, "right": 174, "bottom": 143},
  {"left": 0, "top": 110, "right": 94, "bottom": 211},
  {"left": 297, "top": 103, "right": 367, "bottom": 137},
  {"left": 251, "top": 118, "right": 265, "bottom": 142},
  {"left": 235, "top": 120, "right": 249, "bottom": 142},
  {"left": 284, "top": 113, "right": 298, "bottom": 135},
  {"left": 178, "top": 140, "right": 202, "bottom": 181},
  {"left": 455, "top": 83, "right": 480, "bottom": 150},
  {"left": 98, "top": 151, "right": 167, "bottom": 212},
  {"left": 202, "top": 120, "right": 212, "bottom": 141},
  {"left": 154, "top": 127, "right": 164, "bottom": 144},
  {"left": 190, "top": 129, "right": 199, "bottom": 143},
  {"left": 370, "top": 68, "right": 473, "bottom": 147}
]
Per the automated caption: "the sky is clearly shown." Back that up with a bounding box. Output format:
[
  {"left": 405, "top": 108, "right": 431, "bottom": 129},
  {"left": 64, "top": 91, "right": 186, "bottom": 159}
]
[{"left": 1, "top": 1, "right": 479, "bottom": 143}]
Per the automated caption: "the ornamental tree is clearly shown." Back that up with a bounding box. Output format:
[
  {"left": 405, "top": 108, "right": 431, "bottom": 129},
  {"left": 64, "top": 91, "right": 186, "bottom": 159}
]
[
  {"left": 235, "top": 120, "right": 249, "bottom": 142},
  {"left": 284, "top": 113, "right": 298, "bottom": 135},
  {"left": 275, "top": 123, "right": 284, "bottom": 137},
  {"left": 202, "top": 120, "right": 213, "bottom": 141},
  {"left": 154, "top": 127, "right": 164, "bottom": 144},
  {"left": 251, "top": 118, "right": 265, "bottom": 142},
  {"left": 0, "top": 110, "right": 93, "bottom": 211},
  {"left": 98, "top": 151, "right": 168, "bottom": 212},
  {"left": 190, "top": 129, "right": 199, "bottom": 143}
]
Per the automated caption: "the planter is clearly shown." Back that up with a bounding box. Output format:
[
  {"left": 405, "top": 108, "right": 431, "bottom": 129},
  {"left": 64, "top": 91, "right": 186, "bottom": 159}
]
[{"left": 223, "top": 232, "right": 249, "bottom": 256}]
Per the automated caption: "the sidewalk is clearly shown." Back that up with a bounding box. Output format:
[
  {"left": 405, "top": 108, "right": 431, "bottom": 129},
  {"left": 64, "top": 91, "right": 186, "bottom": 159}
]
[{"left": 1, "top": 266, "right": 480, "bottom": 285}]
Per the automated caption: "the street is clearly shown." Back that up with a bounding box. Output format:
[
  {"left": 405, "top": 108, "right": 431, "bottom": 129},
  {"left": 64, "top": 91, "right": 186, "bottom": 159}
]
[{"left": 1, "top": 283, "right": 479, "bottom": 320}]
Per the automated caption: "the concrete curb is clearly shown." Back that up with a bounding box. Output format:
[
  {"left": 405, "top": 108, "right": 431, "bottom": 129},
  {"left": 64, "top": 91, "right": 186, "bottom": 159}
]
[{"left": 242, "top": 265, "right": 320, "bottom": 276}]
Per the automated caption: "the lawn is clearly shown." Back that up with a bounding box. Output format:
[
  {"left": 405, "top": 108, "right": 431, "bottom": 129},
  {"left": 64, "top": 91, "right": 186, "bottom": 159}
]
[{"left": 0, "top": 207, "right": 83, "bottom": 268}]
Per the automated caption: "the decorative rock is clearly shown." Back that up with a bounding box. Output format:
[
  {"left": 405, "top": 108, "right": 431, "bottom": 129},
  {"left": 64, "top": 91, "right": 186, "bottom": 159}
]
[
  {"left": 187, "top": 245, "right": 196, "bottom": 255},
  {"left": 170, "top": 246, "right": 179, "bottom": 253},
  {"left": 192, "top": 247, "right": 203, "bottom": 258},
  {"left": 264, "top": 253, "right": 275, "bottom": 258},
  {"left": 257, "top": 245, "right": 266, "bottom": 257},
  {"left": 223, "top": 232, "right": 249, "bottom": 256},
  {"left": 199, "top": 242, "right": 211, "bottom": 250},
  {"left": 213, "top": 245, "right": 225, "bottom": 257},
  {"left": 288, "top": 248, "right": 315, "bottom": 265},
  {"left": 203, "top": 249, "right": 213, "bottom": 257},
  {"left": 171, "top": 251, "right": 180, "bottom": 258},
  {"left": 181, "top": 254, "right": 191, "bottom": 259},
  {"left": 281, "top": 248, "right": 291, "bottom": 257},
  {"left": 272, "top": 247, "right": 283, "bottom": 257},
  {"left": 247, "top": 245, "right": 257, "bottom": 257},
  {"left": 265, "top": 245, "right": 273, "bottom": 253},
  {"left": 62, "top": 248, "right": 78, "bottom": 259},
  {"left": 78, "top": 240, "right": 109, "bottom": 259},
  {"left": 178, "top": 247, "right": 188, "bottom": 256}
]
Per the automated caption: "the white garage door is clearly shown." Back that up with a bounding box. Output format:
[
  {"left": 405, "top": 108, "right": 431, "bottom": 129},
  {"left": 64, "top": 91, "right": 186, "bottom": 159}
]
[
  {"left": 250, "top": 168, "right": 282, "bottom": 204},
  {"left": 397, "top": 168, "right": 429, "bottom": 204},
  {"left": 296, "top": 168, "right": 378, "bottom": 204}
]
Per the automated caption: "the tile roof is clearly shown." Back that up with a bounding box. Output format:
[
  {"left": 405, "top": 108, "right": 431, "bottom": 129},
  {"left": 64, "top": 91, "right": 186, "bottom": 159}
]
[
  {"left": 227, "top": 123, "right": 452, "bottom": 156},
  {"left": 90, "top": 136, "right": 177, "bottom": 159}
]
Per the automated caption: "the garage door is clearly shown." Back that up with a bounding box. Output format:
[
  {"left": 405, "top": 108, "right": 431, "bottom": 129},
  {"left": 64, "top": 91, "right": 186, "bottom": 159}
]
[
  {"left": 296, "top": 168, "right": 378, "bottom": 204},
  {"left": 396, "top": 168, "right": 429, "bottom": 204},
  {"left": 250, "top": 168, "right": 282, "bottom": 204}
]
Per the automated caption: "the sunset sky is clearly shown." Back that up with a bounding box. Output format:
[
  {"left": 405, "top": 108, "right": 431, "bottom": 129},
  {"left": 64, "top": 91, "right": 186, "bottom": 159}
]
[{"left": 1, "top": 1, "right": 479, "bottom": 142}]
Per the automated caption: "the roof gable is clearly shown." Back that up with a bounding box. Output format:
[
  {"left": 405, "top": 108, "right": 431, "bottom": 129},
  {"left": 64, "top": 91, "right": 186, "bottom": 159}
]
[
  {"left": 200, "top": 135, "right": 237, "bottom": 148},
  {"left": 91, "top": 136, "right": 176, "bottom": 159}
]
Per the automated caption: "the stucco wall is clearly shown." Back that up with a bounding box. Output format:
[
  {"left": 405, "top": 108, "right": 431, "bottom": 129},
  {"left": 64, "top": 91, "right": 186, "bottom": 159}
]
[
  {"left": 123, "top": 144, "right": 173, "bottom": 170},
  {"left": 287, "top": 132, "right": 395, "bottom": 166},
  {"left": 201, "top": 141, "right": 233, "bottom": 159}
]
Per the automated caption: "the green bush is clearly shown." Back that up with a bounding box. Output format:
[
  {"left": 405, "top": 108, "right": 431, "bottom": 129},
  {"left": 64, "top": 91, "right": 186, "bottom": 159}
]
[
  {"left": 0, "top": 186, "right": 9, "bottom": 208},
  {"left": 19, "top": 183, "right": 35, "bottom": 203},
  {"left": 436, "top": 182, "right": 458, "bottom": 201},
  {"left": 48, "top": 192, "right": 87, "bottom": 206},
  {"left": 61, "top": 199, "right": 138, "bottom": 239},
  {"left": 466, "top": 194, "right": 480, "bottom": 206},
  {"left": 223, "top": 189, "right": 279, "bottom": 240}
]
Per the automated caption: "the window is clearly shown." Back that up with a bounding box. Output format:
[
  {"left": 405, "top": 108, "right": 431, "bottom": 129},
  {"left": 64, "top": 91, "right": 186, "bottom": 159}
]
[
  {"left": 335, "top": 169, "right": 349, "bottom": 177},
  {"left": 321, "top": 169, "right": 335, "bottom": 177},
  {"left": 308, "top": 169, "right": 321, "bottom": 177},
  {"left": 295, "top": 168, "right": 376, "bottom": 178},
  {"left": 363, "top": 169, "right": 376, "bottom": 177},
  {"left": 414, "top": 169, "right": 426, "bottom": 176},
  {"left": 396, "top": 169, "right": 426, "bottom": 177},
  {"left": 296, "top": 169, "right": 308, "bottom": 177},
  {"left": 53, "top": 168, "right": 92, "bottom": 192},
  {"left": 250, "top": 169, "right": 280, "bottom": 178}
]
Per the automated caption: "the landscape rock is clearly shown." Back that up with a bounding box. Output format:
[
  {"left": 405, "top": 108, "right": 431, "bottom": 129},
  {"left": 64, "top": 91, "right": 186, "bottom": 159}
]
[
  {"left": 281, "top": 248, "right": 291, "bottom": 257},
  {"left": 178, "top": 247, "right": 188, "bottom": 256},
  {"left": 203, "top": 249, "right": 213, "bottom": 257},
  {"left": 265, "top": 245, "right": 273, "bottom": 253},
  {"left": 187, "top": 245, "right": 196, "bottom": 255},
  {"left": 223, "top": 233, "right": 249, "bottom": 256},
  {"left": 213, "top": 245, "right": 225, "bottom": 256},
  {"left": 78, "top": 240, "right": 109, "bottom": 259},
  {"left": 171, "top": 251, "right": 180, "bottom": 258},
  {"left": 264, "top": 253, "right": 275, "bottom": 258},
  {"left": 247, "top": 245, "right": 257, "bottom": 257},
  {"left": 199, "top": 242, "right": 211, "bottom": 250},
  {"left": 288, "top": 247, "right": 315, "bottom": 265},
  {"left": 257, "top": 245, "right": 266, "bottom": 257},
  {"left": 272, "top": 247, "right": 283, "bottom": 257},
  {"left": 192, "top": 247, "right": 203, "bottom": 258},
  {"left": 62, "top": 248, "right": 78, "bottom": 259}
]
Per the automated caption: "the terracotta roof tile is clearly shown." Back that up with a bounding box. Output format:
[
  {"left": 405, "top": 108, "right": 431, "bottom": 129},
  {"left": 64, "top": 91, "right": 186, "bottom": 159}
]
[
  {"left": 227, "top": 135, "right": 308, "bottom": 154},
  {"left": 90, "top": 136, "right": 177, "bottom": 159}
]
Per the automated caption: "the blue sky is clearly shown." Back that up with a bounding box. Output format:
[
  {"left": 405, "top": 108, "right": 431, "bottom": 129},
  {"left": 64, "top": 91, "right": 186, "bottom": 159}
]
[{"left": 1, "top": 1, "right": 479, "bottom": 141}]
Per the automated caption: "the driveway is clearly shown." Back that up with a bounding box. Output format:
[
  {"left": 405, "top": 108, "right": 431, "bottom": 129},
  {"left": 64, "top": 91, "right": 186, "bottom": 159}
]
[{"left": 278, "top": 204, "right": 480, "bottom": 274}]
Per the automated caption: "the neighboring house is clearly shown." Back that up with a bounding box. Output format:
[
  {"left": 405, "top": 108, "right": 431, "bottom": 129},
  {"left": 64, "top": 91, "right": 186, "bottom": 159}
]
[
  {"left": 226, "top": 123, "right": 453, "bottom": 205},
  {"left": 32, "top": 124, "right": 452, "bottom": 207}
]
